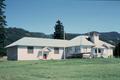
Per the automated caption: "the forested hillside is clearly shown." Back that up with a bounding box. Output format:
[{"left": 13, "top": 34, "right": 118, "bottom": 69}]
[
  {"left": 5, "top": 27, "right": 120, "bottom": 46},
  {"left": 5, "top": 27, "right": 52, "bottom": 46}
]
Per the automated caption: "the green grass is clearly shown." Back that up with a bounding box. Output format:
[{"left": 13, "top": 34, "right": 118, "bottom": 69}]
[{"left": 0, "top": 58, "right": 120, "bottom": 80}]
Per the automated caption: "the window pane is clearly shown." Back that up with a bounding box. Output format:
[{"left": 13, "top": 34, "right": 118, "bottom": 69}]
[
  {"left": 38, "top": 51, "right": 42, "bottom": 57},
  {"left": 75, "top": 47, "right": 80, "bottom": 53},
  {"left": 95, "top": 49, "right": 97, "bottom": 53},
  {"left": 98, "top": 49, "right": 101, "bottom": 53},
  {"left": 27, "top": 46, "right": 33, "bottom": 53},
  {"left": 54, "top": 48, "right": 59, "bottom": 54}
]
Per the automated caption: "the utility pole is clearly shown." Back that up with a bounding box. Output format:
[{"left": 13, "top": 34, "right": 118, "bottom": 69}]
[
  {"left": 117, "top": 38, "right": 119, "bottom": 58},
  {"left": 63, "top": 31, "right": 66, "bottom": 59}
]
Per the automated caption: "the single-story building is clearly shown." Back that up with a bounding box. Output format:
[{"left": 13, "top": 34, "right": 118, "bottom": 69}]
[{"left": 6, "top": 32, "right": 114, "bottom": 60}]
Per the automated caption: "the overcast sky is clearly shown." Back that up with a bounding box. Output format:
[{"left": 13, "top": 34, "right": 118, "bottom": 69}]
[{"left": 6, "top": 0, "right": 120, "bottom": 34}]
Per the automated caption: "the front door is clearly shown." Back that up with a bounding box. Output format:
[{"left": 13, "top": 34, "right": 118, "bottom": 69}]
[{"left": 43, "top": 54, "right": 47, "bottom": 59}]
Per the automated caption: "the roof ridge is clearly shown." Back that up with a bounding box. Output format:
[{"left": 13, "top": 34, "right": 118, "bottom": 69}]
[{"left": 23, "top": 37, "right": 69, "bottom": 41}]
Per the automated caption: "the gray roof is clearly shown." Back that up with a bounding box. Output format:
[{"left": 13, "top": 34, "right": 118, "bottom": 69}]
[
  {"left": 6, "top": 37, "right": 69, "bottom": 48},
  {"left": 6, "top": 36, "right": 114, "bottom": 48},
  {"left": 93, "top": 40, "right": 115, "bottom": 48},
  {"left": 68, "top": 36, "right": 94, "bottom": 46}
]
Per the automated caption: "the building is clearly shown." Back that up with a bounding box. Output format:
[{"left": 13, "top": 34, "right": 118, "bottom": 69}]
[
  {"left": 6, "top": 32, "right": 114, "bottom": 60},
  {"left": 66, "top": 32, "right": 114, "bottom": 58}
]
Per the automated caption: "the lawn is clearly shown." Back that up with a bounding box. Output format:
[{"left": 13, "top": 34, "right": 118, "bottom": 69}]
[{"left": 0, "top": 58, "right": 120, "bottom": 80}]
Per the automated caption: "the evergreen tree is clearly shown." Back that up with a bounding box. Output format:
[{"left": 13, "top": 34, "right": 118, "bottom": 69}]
[
  {"left": 54, "top": 20, "right": 64, "bottom": 39},
  {"left": 114, "top": 43, "right": 120, "bottom": 58},
  {"left": 0, "top": 0, "right": 6, "bottom": 56}
]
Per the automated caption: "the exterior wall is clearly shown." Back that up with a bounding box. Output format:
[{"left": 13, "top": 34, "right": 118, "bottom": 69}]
[
  {"left": 47, "top": 48, "right": 63, "bottom": 60},
  {"left": 65, "top": 46, "right": 92, "bottom": 58},
  {"left": 102, "top": 48, "right": 113, "bottom": 58},
  {"left": 17, "top": 46, "right": 63, "bottom": 60},
  {"left": 18, "top": 46, "right": 40, "bottom": 60},
  {"left": 7, "top": 46, "right": 17, "bottom": 60},
  {"left": 66, "top": 47, "right": 74, "bottom": 54},
  {"left": 66, "top": 46, "right": 92, "bottom": 54},
  {"left": 7, "top": 45, "right": 114, "bottom": 60},
  {"left": 92, "top": 48, "right": 113, "bottom": 58},
  {"left": 80, "top": 46, "right": 91, "bottom": 53}
]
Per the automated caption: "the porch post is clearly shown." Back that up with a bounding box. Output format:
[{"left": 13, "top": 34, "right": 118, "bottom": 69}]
[
  {"left": 42, "top": 49, "right": 43, "bottom": 59},
  {"left": 96, "top": 48, "right": 98, "bottom": 57},
  {"left": 63, "top": 31, "right": 66, "bottom": 59}
]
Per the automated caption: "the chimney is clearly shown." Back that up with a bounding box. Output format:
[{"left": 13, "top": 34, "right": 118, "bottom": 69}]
[{"left": 89, "top": 32, "right": 99, "bottom": 44}]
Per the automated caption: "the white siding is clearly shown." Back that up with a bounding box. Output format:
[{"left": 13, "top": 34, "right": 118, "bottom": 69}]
[
  {"left": 18, "top": 46, "right": 38, "bottom": 60},
  {"left": 80, "top": 46, "right": 91, "bottom": 53},
  {"left": 47, "top": 48, "right": 63, "bottom": 60},
  {"left": 102, "top": 48, "right": 113, "bottom": 58},
  {"left": 17, "top": 46, "right": 63, "bottom": 60},
  {"left": 92, "top": 48, "right": 113, "bottom": 58}
]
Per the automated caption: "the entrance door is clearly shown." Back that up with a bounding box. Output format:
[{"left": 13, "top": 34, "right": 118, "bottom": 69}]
[
  {"left": 43, "top": 54, "right": 47, "bottom": 59},
  {"left": 42, "top": 50, "right": 49, "bottom": 60}
]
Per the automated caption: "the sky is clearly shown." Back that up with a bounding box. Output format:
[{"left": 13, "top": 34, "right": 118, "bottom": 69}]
[{"left": 6, "top": 0, "right": 120, "bottom": 34}]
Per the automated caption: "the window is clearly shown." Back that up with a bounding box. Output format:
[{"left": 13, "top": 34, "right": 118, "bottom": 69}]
[
  {"left": 37, "top": 51, "right": 42, "bottom": 57},
  {"left": 27, "top": 46, "right": 34, "bottom": 54},
  {"left": 98, "top": 49, "right": 101, "bottom": 53},
  {"left": 95, "top": 48, "right": 97, "bottom": 53},
  {"left": 54, "top": 48, "right": 59, "bottom": 54},
  {"left": 75, "top": 47, "right": 80, "bottom": 53},
  {"left": 69, "top": 47, "right": 72, "bottom": 51},
  {"left": 66, "top": 48, "right": 69, "bottom": 53}
]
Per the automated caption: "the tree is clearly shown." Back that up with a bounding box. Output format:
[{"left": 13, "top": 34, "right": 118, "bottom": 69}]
[
  {"left": 0, "top": 0, "right": 6, "bottom": 56},
  {"left": 54, "top": 20, "right": 64, "bottom": 39},
  {"left": 114, "top": 43, "right": 120, "bottom": 58}
]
